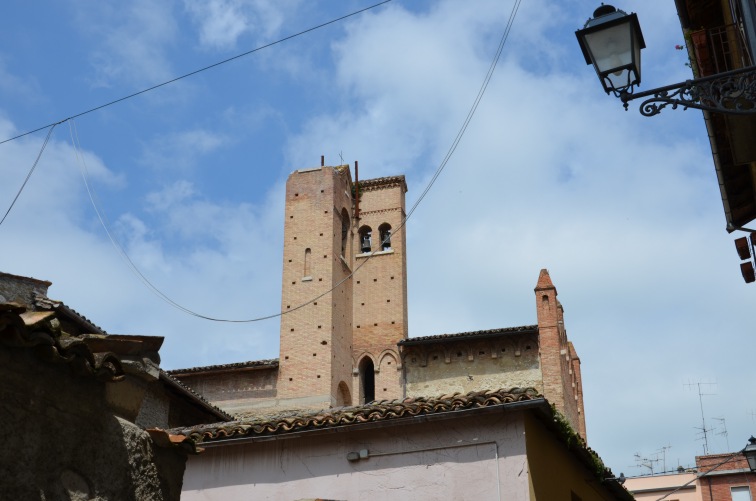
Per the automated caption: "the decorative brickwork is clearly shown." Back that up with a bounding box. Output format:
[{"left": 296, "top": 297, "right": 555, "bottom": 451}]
[{"left": 352, "top": 175, "right": 408, "bottom": 403}]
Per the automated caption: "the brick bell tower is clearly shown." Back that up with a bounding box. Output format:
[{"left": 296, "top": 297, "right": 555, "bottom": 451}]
[
  {"left": 277, "top": 165, "right": 355, "bottom": 410},
  {"left": 352, "top": 175, "right": 408, "bottom": 404},
  {"left": 277, "top": 162, "right": 408, "bottom": 409}
]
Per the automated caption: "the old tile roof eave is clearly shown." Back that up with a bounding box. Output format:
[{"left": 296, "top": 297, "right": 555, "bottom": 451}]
[
  {"left": 399, "top": 325, "right": 538, "bottom": 346},
  {"left": 189, "top": 397, "right": 551, "bottom": 448},
  {"left": 168, "top": 359, "right": 279, "bottom": 377},
  {"left": 159, "top": 371, "right": 233, "bottom": 422}
]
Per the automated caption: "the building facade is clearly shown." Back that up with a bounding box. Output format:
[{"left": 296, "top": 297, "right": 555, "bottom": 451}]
[{"left": 172, "top": 164, "right": 586, "bottom": 439}]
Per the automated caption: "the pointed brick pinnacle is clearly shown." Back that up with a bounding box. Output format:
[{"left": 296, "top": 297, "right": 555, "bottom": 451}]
[{"left": 535, "top": 268, "right": 556, "bottom": 291}]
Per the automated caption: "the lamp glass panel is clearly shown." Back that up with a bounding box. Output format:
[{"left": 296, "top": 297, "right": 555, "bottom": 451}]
[
  {"left": 584, "top": 22, "right": 633, "bottom": 76},
  {"left": 603, "top": 68, "right": 634, "bottom": 92}
]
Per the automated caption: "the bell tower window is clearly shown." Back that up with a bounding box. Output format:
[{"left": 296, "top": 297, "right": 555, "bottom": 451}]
[
  {"left": 379, "top": 223, "right": 392, "bottom": 251},
  {"left": 358, "top": 225, "right": 372, "bottom": 253}
]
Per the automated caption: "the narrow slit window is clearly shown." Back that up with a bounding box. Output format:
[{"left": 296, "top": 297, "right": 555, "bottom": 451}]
[{"left": 304, "top": 248, "right": 311, "bottom": 277}]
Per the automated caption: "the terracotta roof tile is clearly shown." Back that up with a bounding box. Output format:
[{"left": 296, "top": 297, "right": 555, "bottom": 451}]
[
  {"left": 398, "top": 325, "right": 538, "bottom": 346},
  {"left": 174, "top": 387, "right": 540, "bottom": 442},
  {"left": 168, "top": 359, "right": 279, "bottom": 375},
  {"left": 33, "top": 292, "right": 107, "bottom": 334},
  {"left": 356, "top": 175, "right": 407, "bottom": 192},
  {"left": 0, "top": 302, "right": 124, "bottom": 381}
]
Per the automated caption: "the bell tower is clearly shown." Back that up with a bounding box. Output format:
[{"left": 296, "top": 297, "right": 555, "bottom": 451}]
[
  {"left": 277, "top": 165, "right": 355, "bottom": 409},
  {"left": 352, "top": 176, "right": 408, "bottom": 404}
]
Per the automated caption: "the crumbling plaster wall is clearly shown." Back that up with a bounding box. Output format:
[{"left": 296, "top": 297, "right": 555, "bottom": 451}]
[
  {"left": 0, "top": 347, "right": 186, "bottom": 500},
  {"left": 402, "top": 334, "right": 541, "bottom": 398}
]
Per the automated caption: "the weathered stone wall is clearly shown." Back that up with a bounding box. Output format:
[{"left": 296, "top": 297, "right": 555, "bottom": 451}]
[
  {"left": 402, "top": 333, "right": 542, "bottom": 397},
  {"left": 0, "top": 271, "right": 50, "bottom": 306},
  {"left": 0, "top": 346, "right": 186, "bottom": 500},
  {"left": 175, "top": 368, "right": 278, "bottom": 414}
]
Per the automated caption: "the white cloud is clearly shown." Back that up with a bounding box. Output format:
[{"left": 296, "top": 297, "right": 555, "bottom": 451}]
[
  {"left": 183, "top": 0, "right": 301, "bottom": 50},
  {"left": 73, "top": 0, "right": 179, "bottom": 88},
  {"left": 139, "top": 128, "right": 229, "bottom": 172}
]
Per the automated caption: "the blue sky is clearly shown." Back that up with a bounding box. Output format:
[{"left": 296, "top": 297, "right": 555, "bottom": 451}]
[{"left": 1, "top": 0, "right": 755, "bottom": 476}]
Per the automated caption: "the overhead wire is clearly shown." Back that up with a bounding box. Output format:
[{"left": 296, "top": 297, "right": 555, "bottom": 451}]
[
  {"left": 0, "top": 122, "right": 61, "bottom": 227},
  {"left": 70, "top": 0, "right": 523, "bottom": 323},
  {"left": 0, "top": 0, "right": 394, "bottom": 147}
]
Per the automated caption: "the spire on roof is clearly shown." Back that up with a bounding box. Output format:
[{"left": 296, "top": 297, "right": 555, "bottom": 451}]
[{"left": 534, "top": 268, "right": 556, "bottom": 292}]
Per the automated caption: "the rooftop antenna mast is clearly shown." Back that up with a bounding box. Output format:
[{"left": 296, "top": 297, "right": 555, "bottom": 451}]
[
  {"left": 713, "top": 417, "right": 731, "bottom": 452},
  {"left": 685, "top": 381, "right": 716, "bottom": 455},
  {"left": 655, "top": 445, "right": 672, "bottom": 473},
  {"left": 633, "top": 452, "right": 660, "bottom": 475}
]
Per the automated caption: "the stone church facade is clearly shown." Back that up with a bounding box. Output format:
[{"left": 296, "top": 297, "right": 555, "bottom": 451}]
[{"left": 171, "top": 163, "right": 586, "bottom": 439}]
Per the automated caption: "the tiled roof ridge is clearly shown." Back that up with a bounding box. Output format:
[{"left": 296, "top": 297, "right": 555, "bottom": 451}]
[
  {"left": 167, "top": 358, "right": 280, "bottom": 375},
  {"left": 0, "top": 303, "right": 124, "bottom": 381},
  {"left": 32, "top": 292, "right": 107, "bottom": 334},
  {"left": 174, "top": 387, "right": 541, "bottom": 442},
  {"left": 158, "top": 370, "right": 233, "bottom": 421},
  {"left": 356, "top": 175, "right": 406, "bottom": 191},
  {"left": 398, "top": 325, "right": 538, "bottom": 345}
]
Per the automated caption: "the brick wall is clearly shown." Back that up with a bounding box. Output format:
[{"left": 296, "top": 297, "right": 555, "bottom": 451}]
[
  {"left": 277, "top": 166, "right": 355, "bottom": 408},
  {"left": 535, "top": 269, "right": 585, "bottom": 439},
  {"left": 352, "top": 176, "right": 407, "bottom": 402},
  {"left": 696, "top": 454, "right": 756, "bottom": 501}
]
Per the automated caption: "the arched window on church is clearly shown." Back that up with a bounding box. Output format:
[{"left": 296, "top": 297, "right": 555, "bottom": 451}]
[
  {"left": 378, "top": 223, "right": 392, "bottom": 251},
  {"left": 358, "top": 356, "right": 375, "bottom": 404},
  {"left": 341, "top": 208, "right": 350, "bottom": 258},
  {"left": 358, "top": 225, "right": 372, "bottom": 253},
  {"left": 304, "top": 248, "right": 311, "bottom": 277}
]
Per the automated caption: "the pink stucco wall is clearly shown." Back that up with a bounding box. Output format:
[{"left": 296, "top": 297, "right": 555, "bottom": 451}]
[
  {"left": 625, "top": 472, "right": 701, "bottom": 501},
  {"left": 182, "top": 411, "right": 530, "bottom": 501}
]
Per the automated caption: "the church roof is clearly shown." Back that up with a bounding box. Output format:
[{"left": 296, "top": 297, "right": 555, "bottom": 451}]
[
  {"left": 168, "top": 358, "right": 279, "bottom": 375},
  {"left": 398, "top": 325, "right": 538, "bottom": 346},
  {"left": 173, "top": 387, "right": 541, "bottom": 442}
]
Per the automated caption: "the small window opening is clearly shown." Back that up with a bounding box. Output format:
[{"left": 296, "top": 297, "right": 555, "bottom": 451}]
[
  {"left": 341, "top": 208, "right": 350, "bottom": 257},
  {"left": 304, "top": 248, "right": 311, "bottom": 277}
]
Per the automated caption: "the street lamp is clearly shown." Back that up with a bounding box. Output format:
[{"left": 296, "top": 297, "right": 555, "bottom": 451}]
[
  {"left": 745, "top": 436, "right": 756, "bottom": 471},
  {"left": 576, "top": 4, "right": 756, "bottom": 116},
  {"left": 575, "top": 5, "right": 645, "bottom": 97}
]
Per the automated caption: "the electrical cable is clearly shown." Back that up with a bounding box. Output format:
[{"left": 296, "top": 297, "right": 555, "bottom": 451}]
[
  {"left": 0, "top": 122, "right": 61, "bottom": 227},
  {"left": 0, "top": 0, "right": 393, "bottom": 147},
  {"left": 72, "top": 0, "right": 522, "bottom": 323},
  {"left": 653, "top": 447, "right": 750, "bottom": 501}
]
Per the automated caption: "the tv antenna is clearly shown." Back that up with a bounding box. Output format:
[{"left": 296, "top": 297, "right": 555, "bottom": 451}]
[
  {"left": 713, "top": 417, "right": 731, "bottom": 452},
  {"left": 633, "top": 452, "right": 661, "bottom": 475},
  {"left": 685, "top": 381, "right": 717, "bottom": 455},
  {"left": 655, "top": 445, "right": 672, "bottom": 473}
]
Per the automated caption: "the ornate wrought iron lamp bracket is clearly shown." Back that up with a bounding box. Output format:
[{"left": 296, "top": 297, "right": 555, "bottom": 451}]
[{"left": 619, "top": 66, "right": 756, "bottom": 116}]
